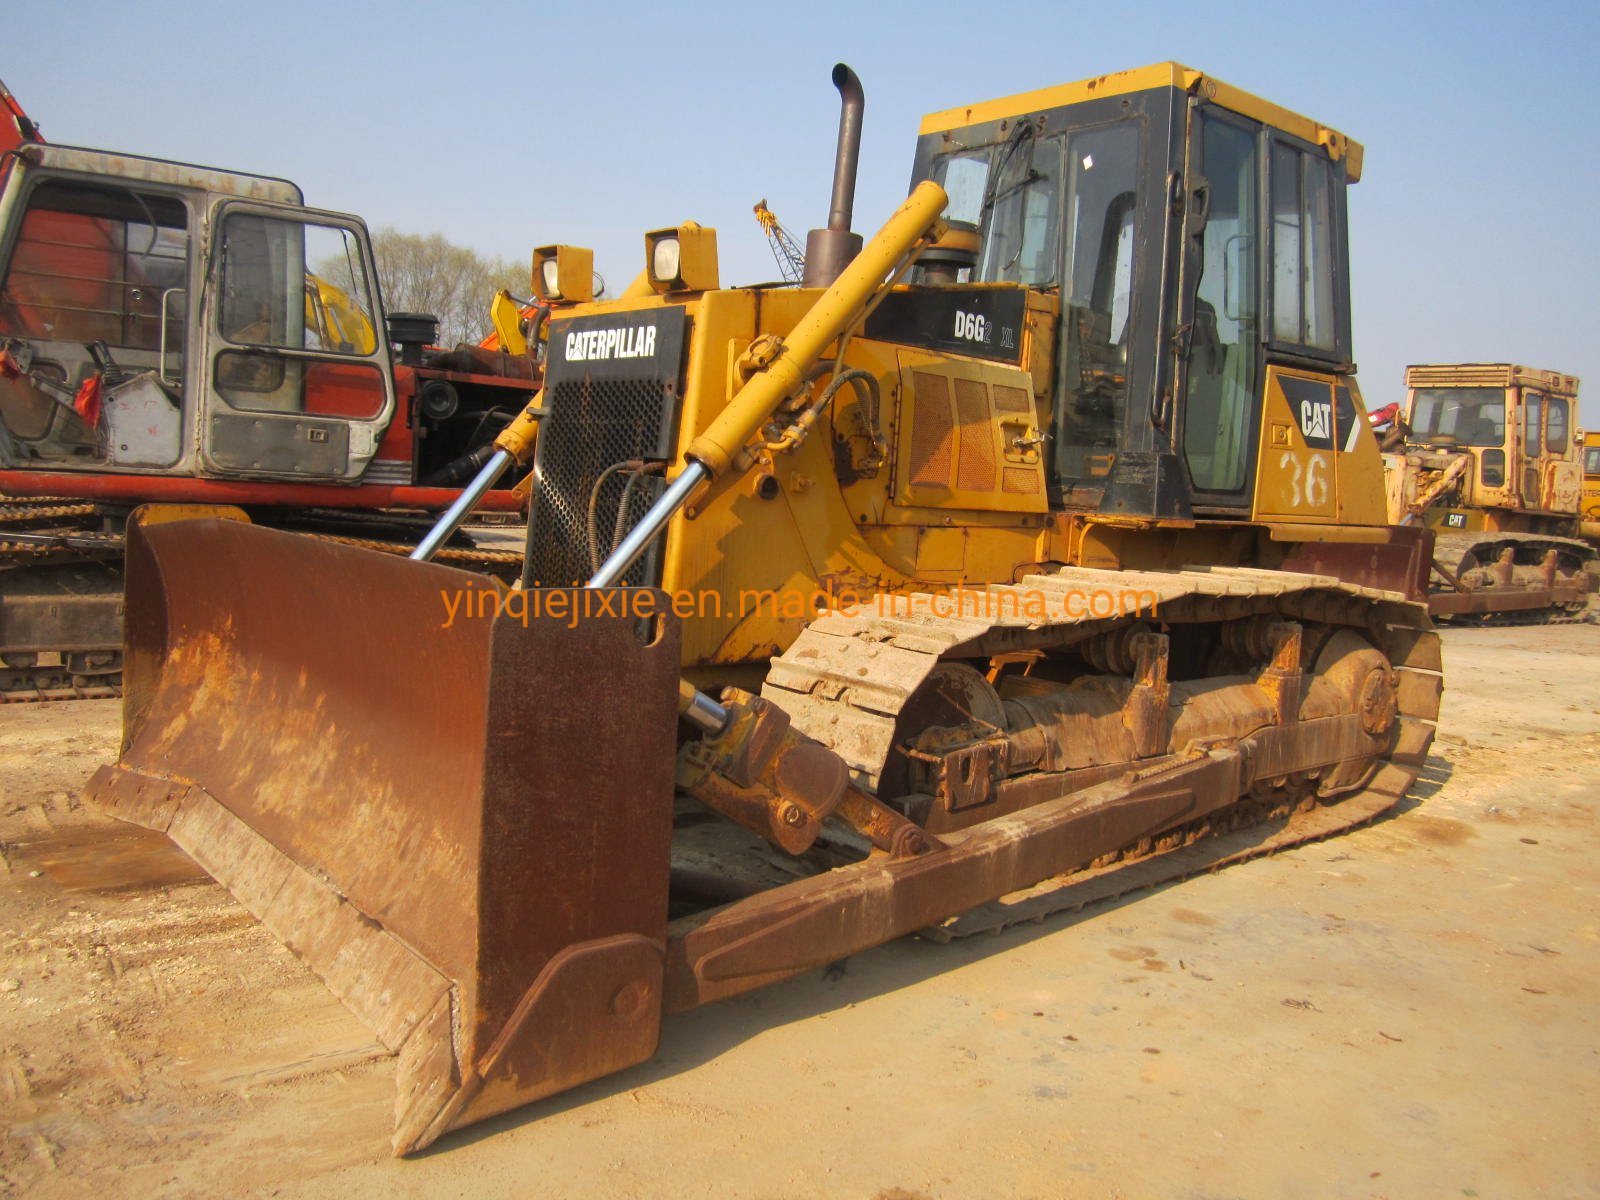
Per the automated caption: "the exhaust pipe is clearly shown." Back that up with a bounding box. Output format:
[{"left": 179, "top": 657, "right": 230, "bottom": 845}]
[{"left": 802, "top": 63, "right": 866, "bottom": 288}]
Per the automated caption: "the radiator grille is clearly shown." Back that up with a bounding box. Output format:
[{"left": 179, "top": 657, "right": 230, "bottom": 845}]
[
  {"left": 954, "top": 378, "right": 996, "bottom": 492},
  {"left": 993, "top": 384, "right": 1031, "bottom": 414},
  {"left": 524, "top": 309, "right": 685, "bottom": 588},
  {"left": 909, "top": 371, "right": 955, "bottom": 487},
  {"left": 1002, "top": 466, "right": 1040, "bottom": 494}
]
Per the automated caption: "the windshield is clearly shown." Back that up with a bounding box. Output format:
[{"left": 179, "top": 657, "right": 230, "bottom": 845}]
[
  {"left": 1409, "top": 387, "right": 1505, "bottom": 446},
  {"left": 932, "top": 130, "right": 1062, "bottom": 287}
]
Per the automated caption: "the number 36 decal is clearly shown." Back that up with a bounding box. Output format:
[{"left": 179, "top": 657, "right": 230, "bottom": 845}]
[{"left": 1278, "top": 451, "right": 1330, "bottom": 508}]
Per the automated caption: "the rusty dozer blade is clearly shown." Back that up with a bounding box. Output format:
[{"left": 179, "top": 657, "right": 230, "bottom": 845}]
[{"left": 86, "top": 519, "right": 680, "bottom": 1154}]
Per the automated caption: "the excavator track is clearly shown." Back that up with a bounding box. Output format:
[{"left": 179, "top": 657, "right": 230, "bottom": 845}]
[
  {"left": 762, "top": 563, "right": 1441, "bottom": 940},
  {"left": 0, "top": 499, "right": 99, "bottom": 524},
  {"left": 1427, "top": 530, "right": 1594, "bottom": 624},
  {"left": 1, "top": 498, "right": 125, "bottom": 701}
]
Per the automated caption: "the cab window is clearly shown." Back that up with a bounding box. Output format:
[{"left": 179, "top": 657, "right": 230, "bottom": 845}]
[
  {"left": 1545, "top": 396, "right": 1568, "bottom": 454},
  {"left": 934, "top": 153, "right": 989, "bottom": 231},
  {"left": 932, "top": 119, "right": 1141, "bottom": 492},
  {"left": 1409, "top": 387, "right": 1504, "bottom": 446},
  {"left": 218, "top": 215, "right": 376, "bottom": 355},
  {"left": 1053, "top": 120, "right": 1142, "bottom": 488},
  {"left": 213, "top": 213, "right": 383, "bottom": 418},
  {"left": 1182, "top": 114, "right": 1259, "bottom": 493},
  {"left": 0, "top": 178, "right": 187, "bottom": 353},
  {"left": 1522, "top": 392, "right": 1542, "bottom": 452},
  {"left": 0, "top": 178, "right": 188, "bottom": 452},
  {"left": 932, "top": 131, "right": 1063, "bottom": 287},
  {"left": 1270, "top": 143, "right": 1338, "bottom": 352},
  {"left": 977, "top": 132, "right": 1062, "bottom": 285}
]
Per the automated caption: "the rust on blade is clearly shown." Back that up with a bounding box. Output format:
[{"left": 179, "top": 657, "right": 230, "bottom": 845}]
[{"left": 87, "top": 519, "right": 680, "bottom": 1153}]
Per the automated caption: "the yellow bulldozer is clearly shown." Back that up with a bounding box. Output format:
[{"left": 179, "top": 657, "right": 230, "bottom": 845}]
[
  {"left": 87, "top": 62, "right": 1441, "bottom": 1153},
  {"left": 1582, "top": 429, "right": 1600, "bottom": 544},
  {"left": 1382, "top": 362, "right": 1593, "bottom": 621}
]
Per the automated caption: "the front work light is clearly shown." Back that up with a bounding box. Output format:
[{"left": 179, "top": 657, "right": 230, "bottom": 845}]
[
  {"left": 532, "top": 244, "right": 594, "bottom": 304},
  {"left": 645, "top": 223, "right": 718, "bottom": 293}
]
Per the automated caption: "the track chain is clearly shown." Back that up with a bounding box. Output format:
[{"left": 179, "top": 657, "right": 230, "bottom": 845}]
[
  {"left": 764, "top": 563, "right": 1418, "bottom": 788},
  {"left": 0, "top": 501, "right": 98, "bottom": 523},
  {"left": 760, "top": 563, "right": 1440, "bottom": 941},
  {"left": 1455, "top": 606, "right": 1593, "bottom": 628},
  {"left": 1430, "top": 530, "right": 1596, "bottom": 624}
]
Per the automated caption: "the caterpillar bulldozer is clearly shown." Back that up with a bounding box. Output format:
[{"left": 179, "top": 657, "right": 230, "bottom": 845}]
[
  {"left": 1383, "top": 362, "right": 1593, "bottom": 622},
  {"left": 0, "top": 79, "right": 540, "bottom": 700},
  {"left": 87, "top": 63, "right": 1442, "bottom": 1154}
]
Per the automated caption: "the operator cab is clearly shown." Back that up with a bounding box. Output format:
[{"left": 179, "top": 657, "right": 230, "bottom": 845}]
[
  {"left": 0, "top": 144, "right": 395, "bottom": 481},
  {"left": 1402, "top": 363, "right": 1580, "bottom": 518},
  {"left": 906, "top": 63, "right": 1365, "bottom": 522}
]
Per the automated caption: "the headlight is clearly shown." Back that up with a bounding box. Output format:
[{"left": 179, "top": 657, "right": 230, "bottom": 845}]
[
  {"left": 531, "top": 245, "right": 593, "bottom": 304},
  {"left": 651, "top": 236, "right": 681, "bottom": 283},
  {"left": 644, "top": 224, "right": 719, "bottom": 293}
]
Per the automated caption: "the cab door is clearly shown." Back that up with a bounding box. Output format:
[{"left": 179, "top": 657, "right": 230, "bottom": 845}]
[
  {"left": 198, "top": 200, "right": 394, "bottom": 481},
  {"left": 1515, "top": 390, "right": 1544, "bottom": 507},
  {"left": 1176, "top": 107, "right": 1262, "bottom": 508},
  {"left": 1526, "top": 390, "right": 1579, "bottom": 514}
]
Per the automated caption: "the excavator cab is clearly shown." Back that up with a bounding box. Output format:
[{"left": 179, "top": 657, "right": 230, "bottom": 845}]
[
  {"left": 0, "top": 99, "right": 538, "bottom": 703},
  {"left": 0, "top": 146, "right": 396, "bottom": 480},
  {"left": 91, "top": 64, "right": 1441, "bottom": 1154}
]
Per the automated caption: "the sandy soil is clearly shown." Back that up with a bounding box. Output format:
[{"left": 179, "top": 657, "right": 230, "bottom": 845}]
[{"left": 1, "top": 624, "right": 1597, "bottom": 1199}]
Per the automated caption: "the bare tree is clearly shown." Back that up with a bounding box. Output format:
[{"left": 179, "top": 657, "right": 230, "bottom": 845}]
[{"left": 320, "top": 228, "right": 527, "bottom": 348}]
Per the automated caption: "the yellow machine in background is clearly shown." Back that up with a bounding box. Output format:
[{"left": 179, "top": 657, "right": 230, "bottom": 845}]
[
  {"left": 303, "top": 272, "right": 378, "bottom": 355},
  {"left": 1582, "top": 429, "right": 1600, "bottom": 542},
  {"left": 1385, "top": 362, "right": 1592, "bottom": 620},
  {"left": 92, "top": 63, "right": 1441, "bottom": 1154}
]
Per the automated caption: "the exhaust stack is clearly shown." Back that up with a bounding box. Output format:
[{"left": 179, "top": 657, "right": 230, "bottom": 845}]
[{"left": 802, "top": 63, "right": 865, "bottom": 288}]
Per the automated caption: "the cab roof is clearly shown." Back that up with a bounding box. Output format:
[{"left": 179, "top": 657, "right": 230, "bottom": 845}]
[{"left": 918, "top": 62, "right": 1363, "bottom": 182}]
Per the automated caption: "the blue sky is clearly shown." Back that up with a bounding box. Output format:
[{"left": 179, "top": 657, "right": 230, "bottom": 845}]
[{"left": 11, "top": 0, "right": 1598, "bottom": 421}]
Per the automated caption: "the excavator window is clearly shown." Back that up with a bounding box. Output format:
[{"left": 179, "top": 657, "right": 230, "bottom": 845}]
[
  {"left": 218, "top": 215, "right": 374, "bottom": 356},
  {"left": 0, "top": 179, "right": 187, "bottom": 354},
  {"left": 1182, "top": 113, "right": 1260, "bottom": 494},
  {"left": 0, "top": 178, "right": 188, "bottom": 456},
  {"left": 214, "top": 212, "right": 383, "bottom": 418}
]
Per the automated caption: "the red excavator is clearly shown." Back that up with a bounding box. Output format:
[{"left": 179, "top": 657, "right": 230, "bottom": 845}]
[{"left": 0, "top": 79, "right": 541, "bottom": 698}]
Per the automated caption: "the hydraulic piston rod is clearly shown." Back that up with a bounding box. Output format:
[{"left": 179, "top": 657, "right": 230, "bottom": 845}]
[
  {"left": 411, "top": 389, "right": 546, "bottom": 561},
  {"left": 410, "top": 449, "right": 513, "bottom": 561},
  {"left": 587, "top": 461, "right": 708, "bottom": 587}
]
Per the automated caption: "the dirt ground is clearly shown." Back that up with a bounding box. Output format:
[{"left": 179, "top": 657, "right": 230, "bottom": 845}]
[{"left": 1, "top": 624, "right": 1597, "bottom": 1199}]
